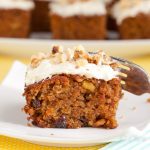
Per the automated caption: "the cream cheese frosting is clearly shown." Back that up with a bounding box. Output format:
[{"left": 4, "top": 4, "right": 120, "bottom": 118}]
[
  {"left": 111, "top": 0, "right": 150, "bottom": 24},
  {"left": 50, "top": 0, "right": 106, "bottom": 17},
  {"left": 0, "top": 0, "right": 34, "bottom": 10},
  {"left": 25, "top": 45, "right": 118, "bottom": 86}
]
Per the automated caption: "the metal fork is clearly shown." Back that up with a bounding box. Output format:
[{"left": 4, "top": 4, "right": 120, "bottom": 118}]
[{"left": 112, "top": 57, "right": 150, "bottom": 95}]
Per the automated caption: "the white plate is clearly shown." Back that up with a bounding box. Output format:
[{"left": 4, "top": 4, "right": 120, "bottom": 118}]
[
  {"left": 0, "top": 85, "right": 150, "bottom": 147},
  {"left": 0, "top": 37, "right": 150, "bottom": 58}
]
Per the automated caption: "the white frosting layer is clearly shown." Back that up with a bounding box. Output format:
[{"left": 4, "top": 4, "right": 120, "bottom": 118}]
[
  {"left": 0, "top": 0, "right": 34, "bottom": 10},
  {"left": 50, "top": 0, "right": 106, "bottom": 17},
  {"left": 111, "top": 0, "right": 150, "bottom": 24},
  {"left": 25, "top": 60, "right": 118, "bottom": 86}
]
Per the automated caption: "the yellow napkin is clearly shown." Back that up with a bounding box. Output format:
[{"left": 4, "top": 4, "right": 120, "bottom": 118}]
[
  {"left": 0, "top": 135, "right": 105, "bottom": 150},
  {"left": 0, "top": 54, "right": 150, "bottom": 150}
]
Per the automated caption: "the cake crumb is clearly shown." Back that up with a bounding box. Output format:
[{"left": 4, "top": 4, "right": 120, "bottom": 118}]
[
  {"left": 27, "top": 123, "right": 32, "bottom": 127},
  {"left": 147, "top": 98, "right": 150, "bottom": 103}
]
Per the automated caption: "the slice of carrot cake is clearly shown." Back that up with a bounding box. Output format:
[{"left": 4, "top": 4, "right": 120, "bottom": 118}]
[{"left": 23, "top": 45, "right": 122, "bottom": 129}]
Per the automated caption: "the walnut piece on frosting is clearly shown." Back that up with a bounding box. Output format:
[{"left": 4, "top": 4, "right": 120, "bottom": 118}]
[
  {"left": 31, "top": 52, "right": 47, "bottom": 68},
  {"left": 30, "top": 45, "right": 116, "bottom": 69},
  {"left": 52, "top": 45, "right": 63, "bottom": 54},
  {"left": 73, "top": 45, "right": 88, "bottom": 60},
  {"left": 88, "top": 51, "right": 103, "bottom": 65}
]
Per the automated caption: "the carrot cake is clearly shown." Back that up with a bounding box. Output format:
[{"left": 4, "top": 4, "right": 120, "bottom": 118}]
[
  {"left": 32, "top": 0, "right": 51, "bottom": 32},
  {"left": 23, "top": 45, "right": 122, "bottom": 129},
  {"left": 0, "top": 0, "right": 34, "bottom": 38},
  {"left": 111, "top": 0, "right": 150, "bottom": 39},
  {"left": 50, "top": 0, "right": 107, "bottom": 39}
]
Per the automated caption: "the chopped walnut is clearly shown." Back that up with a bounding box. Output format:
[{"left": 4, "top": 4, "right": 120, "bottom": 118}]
[
  {"left": 31, "top": 52, "right": 47, "bottom": 68},
  {"left": 82, "top": 80, "right": 95, "bottom": 92},
  {"left": 91, "top": 51, "right": 103, "bottom": 65},
  {"left": 29, "top": 45, "right": 117, "bottom": 70},
  {"left": 73, "top": 50, "right": 80, "bottom": 60},
  {"left": 31, "top": 56, "right": 41, "bottom": 68},
  {"left": 73, "top": 45, "right": 88, "bottom": 60},
  {"left": 52, "top": 46, "right": 59, "bottom": 54},
  {"left": 52, "top": 45, "right": 63, "bottom": 55},
  {"left": 87, "top": 50, "right": 109, "bottom": 65}
]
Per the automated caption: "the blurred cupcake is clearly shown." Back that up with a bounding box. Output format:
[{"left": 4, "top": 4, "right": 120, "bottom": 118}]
[
  {"left": 0, "top": 0, "right": 34, "bottom": 38},
  {"left": 50, "top": 0, "right": 107, "bottom": 39}
]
